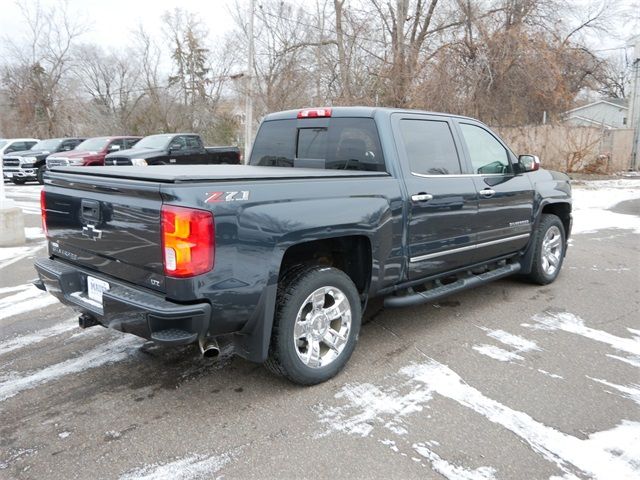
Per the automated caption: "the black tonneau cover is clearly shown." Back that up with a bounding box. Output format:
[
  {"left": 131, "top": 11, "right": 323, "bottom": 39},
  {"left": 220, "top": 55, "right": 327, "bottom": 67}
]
[{"left": 50, "top": 165, "right": 389, "bottom": 183}]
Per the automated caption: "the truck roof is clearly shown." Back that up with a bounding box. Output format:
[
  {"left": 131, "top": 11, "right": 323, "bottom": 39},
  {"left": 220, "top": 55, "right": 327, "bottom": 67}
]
[{"left": 263, "top": 106, "right": 478, "bottom": 122}]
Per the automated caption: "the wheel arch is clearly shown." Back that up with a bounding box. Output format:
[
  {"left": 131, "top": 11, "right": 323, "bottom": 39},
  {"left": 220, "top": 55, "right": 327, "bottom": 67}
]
[{"left": 520, "top": 200, "right": 571, "bottom": 275}]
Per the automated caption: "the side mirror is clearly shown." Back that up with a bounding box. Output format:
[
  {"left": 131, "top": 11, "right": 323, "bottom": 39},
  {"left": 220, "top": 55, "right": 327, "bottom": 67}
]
[
  {"left": 108, "top": 144, "right": 121, "bottom": 152},
  {"left": 517, "top": 154, "right": 540, "bottom": 172}
]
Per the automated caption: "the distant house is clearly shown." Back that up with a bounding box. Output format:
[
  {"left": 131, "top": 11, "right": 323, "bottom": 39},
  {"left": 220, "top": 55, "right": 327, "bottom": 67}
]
[{"left": 563, "top": 99, "right": 629, "bottom": 129}]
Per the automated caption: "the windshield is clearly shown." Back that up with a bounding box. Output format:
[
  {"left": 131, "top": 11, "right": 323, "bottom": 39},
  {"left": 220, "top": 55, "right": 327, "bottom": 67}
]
[
  {"left": 76, "top": 137, "right": 110, "bottom": 151},
  {"left": 135, "top": 134, "right": 173, "bottom": 149},
  {"left": 31, "top": 139, "right": 62, "bottom": 151}
]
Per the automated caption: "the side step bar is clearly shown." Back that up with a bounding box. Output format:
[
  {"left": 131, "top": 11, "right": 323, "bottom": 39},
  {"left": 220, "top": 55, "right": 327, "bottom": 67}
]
[{"left": 384, "top": 262, "right": 521, "bottom": 308}]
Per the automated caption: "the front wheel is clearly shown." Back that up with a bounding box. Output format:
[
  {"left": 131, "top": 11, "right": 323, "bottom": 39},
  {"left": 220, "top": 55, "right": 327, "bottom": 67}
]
[
  {"left": 524, "top": 214, "right": 566, "bottom": 285},
  {"left": 265, "top": 266, "right": 361, "bottom": 385},
  {"left": 11, "top": 178, "right": 26, "bottom": 185},
  {"left": 36, "top": 165, "right": 45, "bottom": 184}
]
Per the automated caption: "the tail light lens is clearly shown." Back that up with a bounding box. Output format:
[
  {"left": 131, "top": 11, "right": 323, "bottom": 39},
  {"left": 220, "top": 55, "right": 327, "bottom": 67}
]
[
  {"left": 161, "top": 205, "right": 214, "bottom": 277},
  {"left": 40, "top": 190, "right": 48, "bottom": 237}
]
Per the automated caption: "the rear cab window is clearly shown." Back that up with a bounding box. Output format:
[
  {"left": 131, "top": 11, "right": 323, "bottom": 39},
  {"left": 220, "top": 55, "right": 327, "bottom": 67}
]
[{"left": 250, "top": 117, "right": 386, "bottom": 172}]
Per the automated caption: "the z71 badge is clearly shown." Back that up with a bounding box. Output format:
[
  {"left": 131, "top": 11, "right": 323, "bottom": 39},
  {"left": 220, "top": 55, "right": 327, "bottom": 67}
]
[{"left": 205, "top": 191, "right": 250, "bottom": 203}]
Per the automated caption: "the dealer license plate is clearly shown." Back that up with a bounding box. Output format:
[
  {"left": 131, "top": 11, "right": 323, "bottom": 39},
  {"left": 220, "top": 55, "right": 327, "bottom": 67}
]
[{"left": 87, "top": 276, "right": 110, "bottom": 305}]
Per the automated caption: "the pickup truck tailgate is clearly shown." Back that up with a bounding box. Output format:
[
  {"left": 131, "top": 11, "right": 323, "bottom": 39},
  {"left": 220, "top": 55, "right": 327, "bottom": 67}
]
[{"left": 44, "top": 175, "right": 166, "bottom": 292}]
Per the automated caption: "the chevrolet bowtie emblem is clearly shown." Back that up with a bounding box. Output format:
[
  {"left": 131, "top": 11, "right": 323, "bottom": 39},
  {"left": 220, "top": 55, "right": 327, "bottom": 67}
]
[{"left": 82, "top": 224, "right": 103, "bottom": 241}]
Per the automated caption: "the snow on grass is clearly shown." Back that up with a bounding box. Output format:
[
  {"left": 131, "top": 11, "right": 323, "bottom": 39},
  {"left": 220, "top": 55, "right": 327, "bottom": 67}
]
[
  {"left": 119, "top": 452, "right": 234, "bottom": 480},
  {"left": 413, "top": 443, "right": 498, "bottom": 480},
  {"left": 402, "top": 360, "right": 640, "bottom": 479},
  {"left": 0, "top": 318, "right": 77, "bottom": 355},
  {"left": 0, "top": 335, "right": 141, "bottom": 402},
  {"left": 588, "top": 377, "right": 640, "bottom": 407},
  {"left": 571, "top": 179, "right": 640, "bottom": 235},
  {"left": 527, "top": 312, "right": 640, "bottom": 356},
  {"left": 472, "top": 344, "right": 524, "bottom": 362},
  {"left": 0, "top": 284, "right": 58, "bottom": 320}
]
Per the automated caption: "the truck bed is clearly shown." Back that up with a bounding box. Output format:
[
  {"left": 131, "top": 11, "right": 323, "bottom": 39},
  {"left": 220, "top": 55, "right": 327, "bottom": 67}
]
[{"left": 50, "top": 165, "right": 390, "bottom": 183}]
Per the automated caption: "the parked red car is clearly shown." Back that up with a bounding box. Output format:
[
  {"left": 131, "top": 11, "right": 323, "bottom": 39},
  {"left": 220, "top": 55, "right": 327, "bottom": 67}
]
[{"left": 46, "top": 136, "right": 141, "bottom": 168}]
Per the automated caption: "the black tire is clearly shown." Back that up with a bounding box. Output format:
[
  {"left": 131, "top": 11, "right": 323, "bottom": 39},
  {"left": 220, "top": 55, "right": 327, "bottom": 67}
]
[
  {"left": 36, "top": 165, "right": 45, "bottom": 184},
  {"left": 265, "top": 266, "right": 362, "bottom": 385},
  {"left": 524, "top": 214, "right": 566, "bottom": 285},
  {"left": 11, "top": 178, "right": 26, "bottom": 185}
]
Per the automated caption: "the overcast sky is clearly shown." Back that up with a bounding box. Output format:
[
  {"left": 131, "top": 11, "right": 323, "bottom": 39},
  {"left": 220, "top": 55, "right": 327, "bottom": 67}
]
[
  {"left": 0, "top": 0, "right": 637, "bottom": 57},
  {"left": 0, "top": 0, "right": 237, "bottom": 51}
]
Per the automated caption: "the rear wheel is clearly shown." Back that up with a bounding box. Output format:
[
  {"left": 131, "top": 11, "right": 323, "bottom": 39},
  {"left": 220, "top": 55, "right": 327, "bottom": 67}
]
[
  {"left": 524, "top": 214, "right": 566, "bottom": 285},
  {"left": 265, "top": 266, "right": 361, "bottom": 385}
]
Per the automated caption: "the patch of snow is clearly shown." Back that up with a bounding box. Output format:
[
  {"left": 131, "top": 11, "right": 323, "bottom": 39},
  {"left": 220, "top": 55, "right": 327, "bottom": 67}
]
[
  {"left": 58, "top": 431, "right": 70, "bottom": 439},
  {"left": 588, "top": 377, "right": 640, "bottom": 406},
  {"left": 0, "top": 243, "right": 45, "bottom": 269},
  {"left": 119, "top": 452, "right": 233, "bottom": 480},
  {"left": 0, "top": 318, "right": 77, "bottom": 355},
  {"left": 402, "top": 360, "right": 640, "bottom": 479},
  {"left": 316, "top": 382, "right": 432, "bottom": 437},
  {"left": 607, "top": 354, "right": 640, "bottom": 368},
  {"left": 528, "top": 312, "right": 640, "bottom": 356},
  {"left": 472, "top": 344, "right": 524, "bottom": 362},
  {"left": 0, "top": 284, "right": 58, "bottom": 320},
  {"left": 481, "top": 328, "right": 541, "bottom": 352},
  {"left": 24, "top": 227, "right": 45, "bottom": 240},
  {"left": 413, "top": 443, "right": 498, "bottom": 480},
  {"left": 472, "top": 328, "right": 540, "bottom": 364},
  {"left": 0, "top": 284, "right": 30, "bottom": 295},
  {"left": 380, "top": 439, "right": 399, "bottom": 452},
  {"left": 0, "top": 336, "right": 141, "bottom": 402},
  {"left": 537, "top": 369, "right": 564, "bottom": 380},
  {"left": 571, "top": 180, "right": 640, "bottom": 235},
  {"left": 0, "top": 447, "right": 37, "bottom": 470}
]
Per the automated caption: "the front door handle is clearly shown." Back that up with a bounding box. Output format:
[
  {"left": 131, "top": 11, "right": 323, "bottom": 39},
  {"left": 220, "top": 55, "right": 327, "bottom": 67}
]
[
  {"left": 479, "top": 188, "right": 496, "bottom": 198},
  {"left": 411, "top": 193, "right": 433, "bottom": 202}
]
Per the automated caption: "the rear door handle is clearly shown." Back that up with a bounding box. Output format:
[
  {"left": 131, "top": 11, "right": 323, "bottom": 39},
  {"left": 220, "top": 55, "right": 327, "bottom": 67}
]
[
  {"left": 479, "top": 188, "right": 496, "bottom": 198},
  {"left": 411, "top": 193, "right": 433, "bottom": 202}
]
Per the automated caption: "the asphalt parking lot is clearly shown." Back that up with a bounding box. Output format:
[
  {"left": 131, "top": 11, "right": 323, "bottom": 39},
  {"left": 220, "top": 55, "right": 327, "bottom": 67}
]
[{"left": 1, "top": 179, "right": 639, "bottom": 480}]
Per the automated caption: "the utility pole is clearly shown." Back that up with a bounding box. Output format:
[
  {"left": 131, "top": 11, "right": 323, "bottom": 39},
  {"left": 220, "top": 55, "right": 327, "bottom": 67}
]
[
  {"left": 629, "top": 35, "right": 640, "bottom": 170},
  {"left": 244, "top": 0, "right": 255, "bottom": 164}
]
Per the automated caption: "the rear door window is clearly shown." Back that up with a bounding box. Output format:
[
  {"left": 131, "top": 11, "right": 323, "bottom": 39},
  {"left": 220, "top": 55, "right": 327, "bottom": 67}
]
[
  {"left": 399, "top": 119, "right": 462, "bottom": 175},
  {"left": 186, "top": 136, "right": 202, "bottom": 150},
  {"left": 250, "top": 118, "right": 385, "bottom": 172}
]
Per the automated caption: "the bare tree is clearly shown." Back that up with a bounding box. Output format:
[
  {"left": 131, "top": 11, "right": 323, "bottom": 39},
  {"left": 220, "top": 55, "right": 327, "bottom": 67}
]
[{"left": 1, "top": 0, "right": 87, "bottom": 136}]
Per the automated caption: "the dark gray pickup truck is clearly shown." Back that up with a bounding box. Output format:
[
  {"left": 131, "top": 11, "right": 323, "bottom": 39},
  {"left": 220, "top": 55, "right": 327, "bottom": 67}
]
[{"left": 35, "top": 107, "right": 572, "bottom": 385}]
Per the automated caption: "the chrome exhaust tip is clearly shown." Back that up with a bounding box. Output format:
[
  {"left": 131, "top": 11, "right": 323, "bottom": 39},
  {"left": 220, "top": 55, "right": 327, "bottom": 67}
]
[{"left": 198, "top": 337, "right": 220, "bottom": 358}]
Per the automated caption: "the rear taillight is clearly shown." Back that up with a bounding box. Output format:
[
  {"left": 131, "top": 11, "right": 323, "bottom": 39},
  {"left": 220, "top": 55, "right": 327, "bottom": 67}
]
[
  {"left": 40, "top": 190, "right": 48, "bottom": 237},
  {"left": 297, "top": 108, "right": 332, "bottom": 118},
  {"left": 161, "top": 205, "right": 214, "bottom": 278}
]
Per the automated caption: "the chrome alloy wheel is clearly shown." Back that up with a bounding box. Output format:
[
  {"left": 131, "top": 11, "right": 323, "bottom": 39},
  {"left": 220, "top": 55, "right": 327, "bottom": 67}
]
[
  {"left": 293, "top": 286, "right": 352, "bottom": 368},
  {"left": 541, "top": 225, "right": 562, "bottom": 276}
]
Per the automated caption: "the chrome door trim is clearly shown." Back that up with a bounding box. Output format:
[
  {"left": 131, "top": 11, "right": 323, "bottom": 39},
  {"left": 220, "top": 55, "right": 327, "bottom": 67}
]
[{"left": 410, "top": 233, "right": 530, "bottom": 263}]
